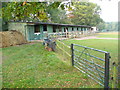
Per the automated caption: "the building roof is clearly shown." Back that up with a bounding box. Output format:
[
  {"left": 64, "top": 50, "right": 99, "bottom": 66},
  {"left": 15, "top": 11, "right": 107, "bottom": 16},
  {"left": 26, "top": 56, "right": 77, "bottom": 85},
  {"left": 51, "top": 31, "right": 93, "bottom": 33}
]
[{"left": 9, "top": 21, "right": 91, "bottom": 28}]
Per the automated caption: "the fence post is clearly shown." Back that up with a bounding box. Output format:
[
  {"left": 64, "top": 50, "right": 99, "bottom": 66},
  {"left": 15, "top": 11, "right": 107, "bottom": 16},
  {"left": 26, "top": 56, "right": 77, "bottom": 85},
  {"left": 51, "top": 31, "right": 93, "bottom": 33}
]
[
  {"left": 104, "top": 53, "right": 110, "bottom": 88},
  {"left": 112, "top": 62, "right": 118, "bottom": 88},
  {"left": 71, "top": 44, "right": 74, "bottom": 66}
]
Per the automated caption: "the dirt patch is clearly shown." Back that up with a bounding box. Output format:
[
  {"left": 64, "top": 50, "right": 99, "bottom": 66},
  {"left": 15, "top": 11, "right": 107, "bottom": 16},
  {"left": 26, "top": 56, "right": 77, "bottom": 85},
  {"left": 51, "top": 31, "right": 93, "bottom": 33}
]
[{"left": 0, "top": 30, "right": 27, "bottom": 48}]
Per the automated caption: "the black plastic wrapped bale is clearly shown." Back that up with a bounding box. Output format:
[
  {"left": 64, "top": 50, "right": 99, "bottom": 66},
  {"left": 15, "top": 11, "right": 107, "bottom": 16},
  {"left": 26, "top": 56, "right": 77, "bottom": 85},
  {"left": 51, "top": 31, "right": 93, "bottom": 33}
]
[
  {"left": 43, "top": 39, "right": 56, "bottom": 51},
  {"left": 48, "top": 41, "right": 56, "bottom": 51},
  {"left": 43, "top": 39, "right": 51, "bottom": 46}
]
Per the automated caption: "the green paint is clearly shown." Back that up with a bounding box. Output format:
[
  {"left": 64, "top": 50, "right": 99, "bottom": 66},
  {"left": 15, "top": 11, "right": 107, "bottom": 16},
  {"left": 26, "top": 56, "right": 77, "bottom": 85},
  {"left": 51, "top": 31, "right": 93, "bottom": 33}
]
[
  {"left": 73, "top": 27, "right": 77, "bottom": 31},
  {"left": 68, "top": 27, "right": 72, "bottom": 32},
  {"left": 78, "top": 27, "right": 81, "bottom": 31},
  {"left": 47, "top": 25, "right": 53, "bottom": 33},
  {"left": 27, "top": 25, "right": 34, "bottom": 40},
  {"left": 56, "top": 29, "right": 59, "bottom": 32},
  {"left": 8, "top": 22, "right": 91, "bottom": 40},
  {"left": 40, "top": 25, "right": 44, "bottom": 39},
  {"left": 62, "top": 27, "right": 64, "bottom": 32}
]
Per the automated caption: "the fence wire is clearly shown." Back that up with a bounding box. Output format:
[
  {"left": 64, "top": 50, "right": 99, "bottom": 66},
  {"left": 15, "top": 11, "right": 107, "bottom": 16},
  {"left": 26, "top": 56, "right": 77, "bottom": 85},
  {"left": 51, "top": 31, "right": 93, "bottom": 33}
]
[
  {"left": 53, "top": 39, "right": 117, "bottom": 88},
  {"left": 56, "top": 40, "right": 71, "bottom": 65}
]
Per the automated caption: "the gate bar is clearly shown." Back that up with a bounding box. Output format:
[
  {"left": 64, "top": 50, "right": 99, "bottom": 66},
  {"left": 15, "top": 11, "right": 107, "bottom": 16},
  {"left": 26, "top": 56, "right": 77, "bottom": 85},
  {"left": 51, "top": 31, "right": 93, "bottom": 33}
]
[{"left": 73, "top": 44, "right": 108, "bottom": 53}]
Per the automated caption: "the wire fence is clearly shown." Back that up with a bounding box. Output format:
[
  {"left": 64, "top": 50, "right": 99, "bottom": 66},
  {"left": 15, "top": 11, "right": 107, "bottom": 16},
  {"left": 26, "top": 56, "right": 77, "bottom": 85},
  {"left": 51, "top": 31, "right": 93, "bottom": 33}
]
[
  {"left": 52, "top": 38, "right": 118, "bottom": 88},
  {"left": 56, "top": 40, "right": 71, "bottom": 65}
]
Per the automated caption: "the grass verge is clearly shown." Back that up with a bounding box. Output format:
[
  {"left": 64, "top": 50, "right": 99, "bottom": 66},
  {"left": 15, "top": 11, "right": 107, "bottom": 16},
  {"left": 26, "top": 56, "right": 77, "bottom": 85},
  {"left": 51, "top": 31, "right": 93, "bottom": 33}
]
[{"left": 2, "top": 43, "right": 100, "bottom": 88}]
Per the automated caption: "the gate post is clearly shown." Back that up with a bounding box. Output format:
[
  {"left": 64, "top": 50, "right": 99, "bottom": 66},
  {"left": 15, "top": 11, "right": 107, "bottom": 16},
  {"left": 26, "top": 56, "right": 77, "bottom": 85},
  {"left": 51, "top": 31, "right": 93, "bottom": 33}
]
[
  {"left": 112, "top": 62, "right": 117, "bottom": 88},
  {"left": 104, "top": 53, "right": 110, "bottom": 88},
  {"left": 71, "top": 44, "right": 74, "bottom": 66}
]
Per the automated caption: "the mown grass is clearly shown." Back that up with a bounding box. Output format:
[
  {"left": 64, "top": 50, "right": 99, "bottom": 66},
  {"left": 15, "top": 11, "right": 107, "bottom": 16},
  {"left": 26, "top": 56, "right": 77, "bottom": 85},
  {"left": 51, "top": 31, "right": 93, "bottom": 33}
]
[
  {"left": 63, "top": 39, "right": 118, "bottom": 61},
  {"left": 96, "top": 32, "right": 118, "bottom": 38},
  {"left": 2, "top": 43, "right": 100, "bottom": 88},
  {"left": 62, "top": 33, "right": 118, "bottom": 88}
]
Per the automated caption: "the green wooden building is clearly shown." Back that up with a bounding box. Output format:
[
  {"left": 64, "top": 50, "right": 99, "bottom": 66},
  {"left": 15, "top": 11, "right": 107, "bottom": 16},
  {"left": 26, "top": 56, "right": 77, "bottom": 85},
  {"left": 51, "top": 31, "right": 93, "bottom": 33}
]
[{"left": 8, "top": 21, "right": 91, "bottom": 41}]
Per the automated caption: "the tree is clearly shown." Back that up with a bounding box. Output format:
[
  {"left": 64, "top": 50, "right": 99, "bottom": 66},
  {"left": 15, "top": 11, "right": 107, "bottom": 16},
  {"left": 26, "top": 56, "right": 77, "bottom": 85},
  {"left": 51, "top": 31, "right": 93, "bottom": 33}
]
[
  {"left": 70, "top": 2, "right": 103, "bottom": 26},
  {"left": 2, "top": 1, "right": 104, "bottom": 27},
  {"left": 2, "top": 2, "right": 65, "bottom": 22},
  {"left": 47, "top": 8, "right": 71, "bottom": 24},
  {"left": 96, "top": 22, "right": 105, "bottom": 31},
  {"left": 105, "top": 22, "right": 118, "bottom": 31}
]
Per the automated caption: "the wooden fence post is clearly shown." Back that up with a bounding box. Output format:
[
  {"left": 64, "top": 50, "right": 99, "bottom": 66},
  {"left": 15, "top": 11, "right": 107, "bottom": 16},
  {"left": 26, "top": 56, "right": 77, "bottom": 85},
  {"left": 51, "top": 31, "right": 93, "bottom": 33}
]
[
  {"left": 112, "top": 62, "right": 118, "bottom": 88},
  {"left": 104, "top": 53, "right": 110, "bottom": 88},
  {"left": 71, "top": 44, "right": 74, "bottom": 66}
]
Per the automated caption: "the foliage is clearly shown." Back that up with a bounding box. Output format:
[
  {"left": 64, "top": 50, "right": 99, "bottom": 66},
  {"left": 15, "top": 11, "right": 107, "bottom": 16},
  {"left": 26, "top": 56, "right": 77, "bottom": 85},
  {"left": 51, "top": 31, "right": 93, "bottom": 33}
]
[
  {"left": 2, "top": 1, "right": 105, "bottom": 27},
  {"left": 47, "top": 8, "right": 72, "bottom": 24},
  {"left": 96, "top": 22, "right": 106, "bottom": 31},
  {"left": 97, "top": 22, "right": 118, "bottom": 31},
  {"left": 70, "top": 2, "right": 103, "bottom": 26},
  {"left": 2, "top": 2, "right": 65, "bottom": 22},
  {"left": 105, "top": 22, "right": 118, "bottom": 31}
]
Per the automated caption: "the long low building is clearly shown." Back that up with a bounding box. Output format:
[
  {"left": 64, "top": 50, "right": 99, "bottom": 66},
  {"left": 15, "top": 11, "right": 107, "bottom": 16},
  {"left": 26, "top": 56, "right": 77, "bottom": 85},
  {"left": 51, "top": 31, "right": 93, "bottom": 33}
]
[{"left": 8, "top": 21, "right": 92, "bottom": 41}]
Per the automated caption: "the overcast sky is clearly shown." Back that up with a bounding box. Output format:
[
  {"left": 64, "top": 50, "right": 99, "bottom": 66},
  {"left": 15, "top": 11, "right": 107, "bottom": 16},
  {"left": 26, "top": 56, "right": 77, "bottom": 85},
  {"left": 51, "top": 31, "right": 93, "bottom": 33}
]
[{"left": 89, "top": 0, "right": 119, "bottom": 22}]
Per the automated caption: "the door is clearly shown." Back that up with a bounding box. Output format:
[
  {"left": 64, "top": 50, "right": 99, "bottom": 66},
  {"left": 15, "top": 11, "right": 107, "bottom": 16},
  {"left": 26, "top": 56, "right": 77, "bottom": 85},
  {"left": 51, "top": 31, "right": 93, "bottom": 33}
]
[
  {"left": 34, "top": 25, "right": 41, "bottom": 40},
  {"left": 27, "top": 25, "right": 34, "bottom": 40},
  {"left": 43, "top": 25, "right": 48, "bottom": 39}
]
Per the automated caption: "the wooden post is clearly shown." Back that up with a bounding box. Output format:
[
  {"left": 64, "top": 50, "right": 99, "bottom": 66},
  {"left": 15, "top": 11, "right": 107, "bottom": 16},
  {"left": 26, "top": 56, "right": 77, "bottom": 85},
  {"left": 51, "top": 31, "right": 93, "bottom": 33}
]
[
  {"left": 112, "top": 62, "right": 118, "bottom": 88},
  {"left": 71, "top": 44, "right": 74, "bottom": 66},
  {"left": 104, "top": 53, "right": 110, "bottom": 88}
]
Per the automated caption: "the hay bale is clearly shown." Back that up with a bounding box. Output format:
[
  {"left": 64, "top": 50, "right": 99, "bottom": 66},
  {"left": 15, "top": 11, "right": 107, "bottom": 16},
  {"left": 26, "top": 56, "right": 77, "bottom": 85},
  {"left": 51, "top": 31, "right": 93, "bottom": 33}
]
[{"left": 0, "top": 30, "right": 27, "bottom": 48}]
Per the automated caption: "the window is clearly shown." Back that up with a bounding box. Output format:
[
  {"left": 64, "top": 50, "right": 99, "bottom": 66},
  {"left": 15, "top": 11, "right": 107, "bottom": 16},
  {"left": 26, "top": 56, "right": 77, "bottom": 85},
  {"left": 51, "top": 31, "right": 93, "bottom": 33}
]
[
  {"left": 72, "top": 27, "right": 74, "bottom": 31},
  {"left": 64, "top": 28, "right": 66, "bottom": 32},
  {"left": 34, "top": 25, "right": 40, "bottom": 33},
  {"left": 81, "top": 28, "right": 83, "bottom": 31},
  {"left": 59, "top": 26, "right": 62, "bottom": 32},
  {"left": 43, "top": 25, "right": 47, "bottom": 31},
  {"left": 77, "top": 27, "right": 79, "bottom": 31},
  {"left": 53, "top": 26, "right": 56, "bottom": 32}
]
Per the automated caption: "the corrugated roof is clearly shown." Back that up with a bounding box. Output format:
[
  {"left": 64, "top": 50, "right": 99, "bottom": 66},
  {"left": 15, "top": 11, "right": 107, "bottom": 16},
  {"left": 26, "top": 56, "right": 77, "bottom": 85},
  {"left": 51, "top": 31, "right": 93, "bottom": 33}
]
[
  {"left": 9, "top": 21, "right": 91, "bottom": 28},
  {"left": 33, "top": 22, "right": 91, "bottom": 28}
]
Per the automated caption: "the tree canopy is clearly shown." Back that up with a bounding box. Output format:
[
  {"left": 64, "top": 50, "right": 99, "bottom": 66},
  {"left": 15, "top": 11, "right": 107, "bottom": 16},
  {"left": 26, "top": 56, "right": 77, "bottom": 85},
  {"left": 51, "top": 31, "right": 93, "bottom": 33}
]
[
  {"left": 2, "top": 2, "right": 65, "bottom": 22},
  {"left": 2, "top": 1, "right": 104, "bottom": 27},
  {"left": 70, "top": 2, "right": 103, "bottom": 26}
]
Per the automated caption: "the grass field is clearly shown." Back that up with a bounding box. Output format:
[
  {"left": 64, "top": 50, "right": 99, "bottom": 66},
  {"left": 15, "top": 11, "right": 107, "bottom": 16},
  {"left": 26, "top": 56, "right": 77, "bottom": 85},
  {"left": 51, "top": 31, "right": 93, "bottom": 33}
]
[
  {"left": 96, "top": 32, "right": 118, "bottom": 38},
  {"left": 2, "top": 43, "right": 100, "bottom": 88},
  {"left": 62, "top": 32, "right": 118, "bottom": 88},
  {"left": 2, "top": 32, "right": 118, "bottom": 88},
  {"left": 63, "top": 39, "right": 118, "bottom": 62}
]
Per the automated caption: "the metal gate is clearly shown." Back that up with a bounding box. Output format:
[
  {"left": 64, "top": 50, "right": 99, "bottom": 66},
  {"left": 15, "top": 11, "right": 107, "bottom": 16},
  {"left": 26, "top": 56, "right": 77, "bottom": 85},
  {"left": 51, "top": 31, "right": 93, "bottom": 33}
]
[{"left": 71, "top": 44, "right": 110, "bottom": 88}]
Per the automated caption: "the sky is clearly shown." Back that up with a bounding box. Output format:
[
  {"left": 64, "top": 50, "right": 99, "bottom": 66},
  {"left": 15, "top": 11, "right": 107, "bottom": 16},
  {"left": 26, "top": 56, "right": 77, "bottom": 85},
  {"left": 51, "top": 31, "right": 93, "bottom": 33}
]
[{"left": 89, "top": 0, "right": 119, "bottom": 22}]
